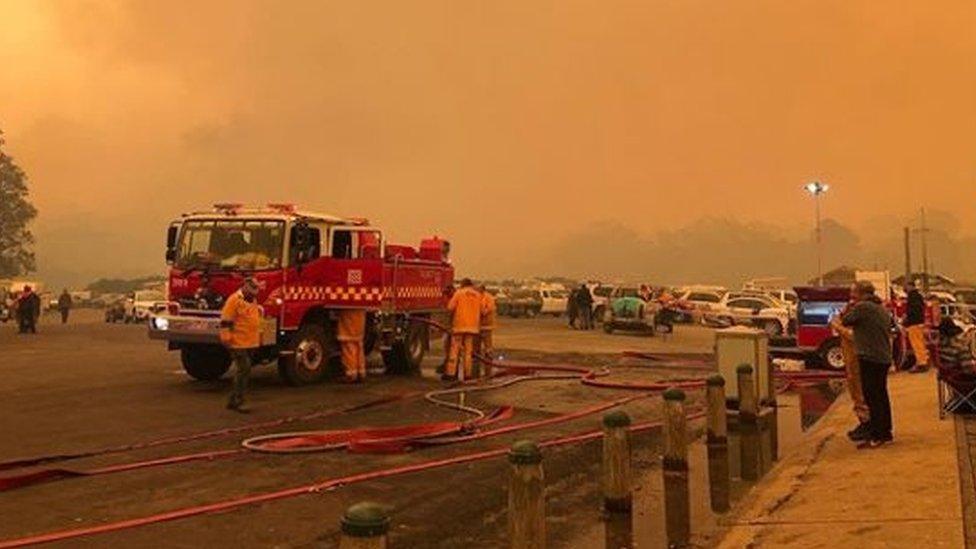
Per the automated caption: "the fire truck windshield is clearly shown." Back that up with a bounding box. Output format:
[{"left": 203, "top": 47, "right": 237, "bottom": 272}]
[{"left": 176, "top": 219, "right": 285, "bottom": 271}]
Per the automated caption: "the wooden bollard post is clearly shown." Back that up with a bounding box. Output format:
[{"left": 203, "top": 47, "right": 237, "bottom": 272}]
[
  {"left": 705, "top": 375, "right": 730, "bottom": 513},
  {"left": 340, "top": 501, "right": 390, "bottom": 549},
  {"left": 602, "top": 410, "right": 632, "bottom": 512},
  {"left": 662, "top": 388, "right": 690, "bottom": 548},
  {"left": 509, "top": 440, "right": 546, "bottom": 549},
  {"left": 737, "top": 364, "right": 760, "bottom": 482}
]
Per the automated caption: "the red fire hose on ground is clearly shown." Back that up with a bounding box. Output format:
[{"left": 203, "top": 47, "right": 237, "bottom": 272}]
[{"left": 0, "top": 317, "right": 844, "bottom": 547}]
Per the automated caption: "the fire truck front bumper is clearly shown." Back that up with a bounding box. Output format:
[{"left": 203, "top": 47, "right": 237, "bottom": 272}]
[{"left": 147, "top": 313, "right": 278, "bottom": 346}]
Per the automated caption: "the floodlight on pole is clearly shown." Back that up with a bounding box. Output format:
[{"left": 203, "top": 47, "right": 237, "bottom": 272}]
[{"left": 804, "top": 181, "right": 829, "bottom": 286}]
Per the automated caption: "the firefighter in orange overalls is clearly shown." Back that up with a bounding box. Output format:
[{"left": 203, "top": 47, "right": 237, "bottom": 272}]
[
  {"left": 478, "top": 285, "right": 497, "bottom": 370},
  {"left": 831, "top": 302, "right": 870, "bottom": 440},
  {"left": 445, "top": 278, "right": 484, "bottom": 381},
  {"left": 337, "top": 309, "right": 368, "bottom": 383}
]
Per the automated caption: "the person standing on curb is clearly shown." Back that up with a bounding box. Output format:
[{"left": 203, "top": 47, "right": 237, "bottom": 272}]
[
  {"left": 831, "top": 302, "right": 870, "bottom": 441},
  {"left": 220, "top": 278, "right": 262, "bottom": 413},
  {"left": 841, "top": 280, "right": 894, "bottom": 449},
  {"left": 57, "top": 289, "right": 73, "bottom": 324},
  {"left": 904, "top": 281, "right": 930, "bottom": 373}
]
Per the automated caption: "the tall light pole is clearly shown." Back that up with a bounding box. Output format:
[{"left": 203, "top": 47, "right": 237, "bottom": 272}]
[{"left": 804, "top": 181, "right": 829, "bottom": 286}]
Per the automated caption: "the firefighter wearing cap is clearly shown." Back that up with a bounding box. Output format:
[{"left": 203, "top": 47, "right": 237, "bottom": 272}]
[
  {"left": 337, "top": 309, "right": 367, "bottom": 382},
  {"left": 478, "top": 285, "right": 497, "bottom": 365},
  {"left": 445, "top": 278, "right": 485, "bottom": 381},
  {"left": 221, "top": 278, "right": 262, "bottom": 412}
]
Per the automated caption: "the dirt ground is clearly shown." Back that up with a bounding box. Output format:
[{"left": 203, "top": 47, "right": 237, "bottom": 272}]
[{"left": 0, "top": 310, "right": 719, "bottom": 548}]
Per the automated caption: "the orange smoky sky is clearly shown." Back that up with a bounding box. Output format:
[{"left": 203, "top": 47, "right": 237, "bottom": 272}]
[{"left": 1, "top": 1, "right": 974, "bottom": 285}]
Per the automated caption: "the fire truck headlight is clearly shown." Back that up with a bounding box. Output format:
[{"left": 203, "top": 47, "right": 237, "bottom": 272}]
[
  {"left": 152, "top": 317, "right": 170, "bottom": 331},
  {"left": 275, "top": 298, "right": 283, "bottom": 306}
]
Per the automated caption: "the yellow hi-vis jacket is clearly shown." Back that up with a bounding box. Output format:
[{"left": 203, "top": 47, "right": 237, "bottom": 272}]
[
  {"left": 220, "top": 290, "right": 261, "bottom": 349},
  {"left": 448, "top": 286, "right": 484, "bottom": 335}
]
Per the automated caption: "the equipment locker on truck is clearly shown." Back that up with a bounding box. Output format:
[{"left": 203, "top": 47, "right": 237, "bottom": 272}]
[{"left": 149, "top": 203, "right": 453, "bottom": 384}]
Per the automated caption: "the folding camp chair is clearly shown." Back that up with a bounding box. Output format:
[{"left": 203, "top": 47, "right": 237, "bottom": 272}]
[{"left": 935, "top": 339, "right": 976, "bottom": 419}]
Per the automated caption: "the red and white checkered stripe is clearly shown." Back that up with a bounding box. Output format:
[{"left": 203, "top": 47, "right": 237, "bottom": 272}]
[
  {"left": 383, "top": 286, "right": 443, "bottom": 300},
  {"left": 284, "top": 286, "right": 383, "bottom": 302}
]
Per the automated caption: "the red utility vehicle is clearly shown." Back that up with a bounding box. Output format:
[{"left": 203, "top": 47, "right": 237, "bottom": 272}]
[
  {"left": 148, "top": 204, "right": 453, "bottom": 384},
  {"left": 775, "top": 285, "right": 934, "bottom": 370}
]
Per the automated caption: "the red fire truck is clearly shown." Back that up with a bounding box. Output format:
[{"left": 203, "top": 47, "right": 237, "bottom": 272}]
[{"left": 148, "top": 204, "right": 453, "bottom": 385}]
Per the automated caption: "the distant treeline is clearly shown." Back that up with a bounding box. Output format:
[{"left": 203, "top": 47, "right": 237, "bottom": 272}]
[{"left": 86, "top": 276, "right": 166, "bottom": 295}]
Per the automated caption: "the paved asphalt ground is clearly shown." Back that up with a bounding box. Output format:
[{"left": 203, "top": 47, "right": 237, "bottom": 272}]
[{"left": 0, "top": 310, "right": 717, "bottom": 548}]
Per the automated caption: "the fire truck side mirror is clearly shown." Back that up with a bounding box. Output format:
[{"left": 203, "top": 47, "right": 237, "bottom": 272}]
[{"left": 165, "top": 224, "right": 179, "bottom": 264}]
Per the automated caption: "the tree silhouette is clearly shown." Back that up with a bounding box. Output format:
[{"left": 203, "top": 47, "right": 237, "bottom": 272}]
[{"left": 0, "top": 130, "right": 38, "bottom": 278}]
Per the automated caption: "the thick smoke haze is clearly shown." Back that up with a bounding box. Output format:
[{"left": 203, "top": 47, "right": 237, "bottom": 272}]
[{"left": 1, "top": 1, "right": 974, "bottom": 287}]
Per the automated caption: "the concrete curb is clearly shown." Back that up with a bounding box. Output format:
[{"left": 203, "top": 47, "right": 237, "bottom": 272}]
[{"left": 712, "top": 390, "right": 854, "bottom": 547}]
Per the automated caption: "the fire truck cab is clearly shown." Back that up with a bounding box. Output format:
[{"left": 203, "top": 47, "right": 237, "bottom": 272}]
[{"left": 149, "top": 204, "right": 453, "bottom": 385}]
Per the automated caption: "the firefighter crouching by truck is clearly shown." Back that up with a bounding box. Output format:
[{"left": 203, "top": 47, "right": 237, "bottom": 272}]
[
  {"left": 220, "top": 278, "right": 262, "bottom": 413},
  {"left": 337, "top": 309, "right": 368, "bottom": 383},
  {"left": 444, "top": 278, "right": 485, "bottom": 382}
]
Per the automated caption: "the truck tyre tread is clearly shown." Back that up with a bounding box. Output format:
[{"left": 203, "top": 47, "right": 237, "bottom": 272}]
[
  {"left": 383, "top": 320, "right": 427, "bottom": 375},
  {"left": 278, "top": 323, "right": 333, "bottom": 386}
]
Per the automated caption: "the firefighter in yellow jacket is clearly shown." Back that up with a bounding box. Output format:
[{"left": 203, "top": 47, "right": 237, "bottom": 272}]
[
  {"left": 220, "top": 278, "right": 262, "bottom": 412},
  {"left": 478, "top": 285, "right": 497, "bottom": 364},
  {"left": 445, "top": 278, "right": 485, "bottom": 381},
  {"left": 337, "top": 309, "right": 368, "bottom": 383}
]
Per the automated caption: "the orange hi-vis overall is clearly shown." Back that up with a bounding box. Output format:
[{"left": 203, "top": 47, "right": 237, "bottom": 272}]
[
  {"left": 446, "top": 286, "right": 484, "bottom": 378},
  {"left": 479, "top": 291, "right": 497, "bottom": 359},
  {"left": 337, "top": 310, "right": 367, "bottom": 379}
]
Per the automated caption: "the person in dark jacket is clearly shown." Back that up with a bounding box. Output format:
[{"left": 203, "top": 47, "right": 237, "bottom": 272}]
[
  {"left": 567, "top": 289, "right": 580, "bottom": 329},
  {"left": 842, "top": 280, "right": 894, "bottom": 449},
  {"left": 57, "top": 289, "right": 73, "bottom": 324},
  {"left": 904, "top": 281, "right": 929, "bottom": 373},
  {"left": 576, "top": 285, "right": 594, "bottom": 330},
  {"left": 17, "top": 286, "right": 41, "bottom": 334}
]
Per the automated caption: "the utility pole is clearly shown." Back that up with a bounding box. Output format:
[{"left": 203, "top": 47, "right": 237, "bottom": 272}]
[
  {"left": 920, "top": 208, "right": 930, "bottom": 293},
  {"left": 903, "top": 226, "right": 912, "bottom": 288}
]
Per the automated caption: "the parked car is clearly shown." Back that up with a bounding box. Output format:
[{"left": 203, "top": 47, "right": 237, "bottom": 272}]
[
  {"left": 705, "top": 293, "right": 792, "bottom": 336},
  {"left": 539, "top": 287, "right": 569, "bottom": 316},
  {"left": 124, "top": 290, "right": 168, "bottom": 323},
  {"left": 590, "top": 284, "right": 615, "bottom": 322},
  {"left": 497, "top": 289, "right": 543, "bottom": 318},
  {"left": 674, "top": 288, "right": 725, "bottom": 318}
]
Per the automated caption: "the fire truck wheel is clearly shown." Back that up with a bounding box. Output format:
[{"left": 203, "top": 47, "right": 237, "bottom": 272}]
[
  {"left": 383, "top": 321, "right": 427, "bottom": 375},
  {"left": 181, "top": 345, "right": 231, "bottom": 381},
  {"left": 278, "top": 324, "right": 331, "bottom": 385},
  {"left": 818, "top": 339, "right": 845, "bottom": 370}
]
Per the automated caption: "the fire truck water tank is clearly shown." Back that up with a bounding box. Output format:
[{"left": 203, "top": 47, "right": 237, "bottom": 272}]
[{"left": 715, "top": 326, "right": 771, "bottom": 403}]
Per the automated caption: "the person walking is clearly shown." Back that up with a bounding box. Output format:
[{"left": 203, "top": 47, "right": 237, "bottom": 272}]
[
  {"left": 337, "top": 309, "right": 367, "bottom": 383},
  {"left": 220, "top": 278, "right": 262, "bottom": 413},
  {"left": 57, "top": 289, "right": 73, "bottom": 324},
  {"left": 445, "top": 278, "right": 483, "bottom": 381},
  {"left": 841, "top": 280, "right": 894, "bottom": 449},
  {"left": 577, "top": 284, "right": 594, "bottom": 330},
  {"left": 904, "top": 281, "right": 930, "bottom": 373}
]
